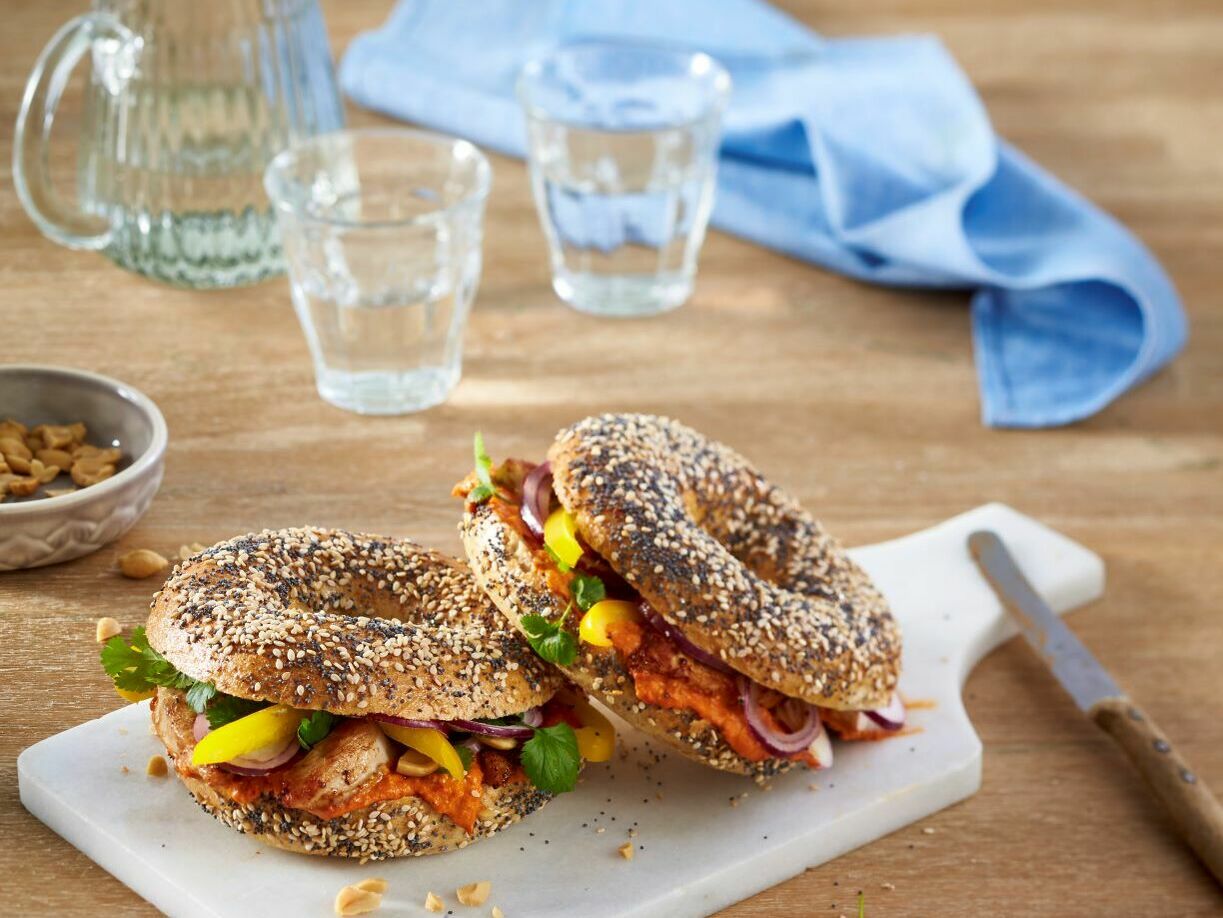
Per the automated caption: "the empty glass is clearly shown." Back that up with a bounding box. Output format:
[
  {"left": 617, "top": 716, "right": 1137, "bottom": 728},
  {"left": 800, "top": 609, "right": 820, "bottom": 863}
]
[
  {"left": 264, "top": 129, "right": 490, "bottom": 415},
  {"left": 519, "top": 42, "right": 730, "bottom": 318}
]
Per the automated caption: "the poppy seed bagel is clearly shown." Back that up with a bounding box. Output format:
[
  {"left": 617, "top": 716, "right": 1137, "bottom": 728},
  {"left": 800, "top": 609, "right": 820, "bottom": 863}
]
[
  {"left": 460, "top": 499, "right": 793, "bottom": 780},
  {"left": 146, "top": 528, "right": 563, "bottom": 721},
  {"left": 547, "top": 414, "right": 901, "bottom": 711}
]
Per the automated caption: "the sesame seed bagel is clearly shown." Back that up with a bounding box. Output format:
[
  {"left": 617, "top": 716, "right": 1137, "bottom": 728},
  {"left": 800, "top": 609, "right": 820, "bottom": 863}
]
[
  {"left": 153, "top": 687, "right": 552, "bottom": 859},
  {"left": 147, "top": 528, "right": 562, "bottom": 721},
  {"left": 547, "top": 414, "right": 901, "bottom": 711},
  {"left": 461, "top": 500, "right": 791, "bottom": 780}
]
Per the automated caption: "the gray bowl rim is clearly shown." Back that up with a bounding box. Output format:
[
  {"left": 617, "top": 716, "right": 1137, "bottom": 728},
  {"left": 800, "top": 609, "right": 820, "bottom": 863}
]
[{"left": 0, "top": 364, "right": 168, "bottom": 519}]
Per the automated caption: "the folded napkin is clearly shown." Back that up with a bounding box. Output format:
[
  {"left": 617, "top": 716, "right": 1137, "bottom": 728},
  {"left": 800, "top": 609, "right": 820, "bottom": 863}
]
[{"left": 340, "top": 0, "right": 1186, "bottom": 427}]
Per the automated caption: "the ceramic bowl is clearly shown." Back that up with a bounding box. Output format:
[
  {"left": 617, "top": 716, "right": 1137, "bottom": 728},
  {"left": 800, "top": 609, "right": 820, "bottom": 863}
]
[{"left": 0, "top": 365, "right": 167, "bottom": 571}]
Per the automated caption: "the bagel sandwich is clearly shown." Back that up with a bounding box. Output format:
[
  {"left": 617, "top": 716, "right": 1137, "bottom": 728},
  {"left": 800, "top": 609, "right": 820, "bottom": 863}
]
[
  {"left": 100, "top": 528, "right": 616, "bottom": 859},
  {"left": 457, "top": 417, "right": 905, "bottom": 782}
]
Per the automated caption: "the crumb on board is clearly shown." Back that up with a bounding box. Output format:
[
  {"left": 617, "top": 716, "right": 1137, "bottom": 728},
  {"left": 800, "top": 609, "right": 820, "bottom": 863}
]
[
  {"left": 95, "top": 617, "right": 121, "bottom": 643},
  {"left": 334, "top": 882, "right": 382, "bottom": 916},
  {"left": 491, "top": 908, "right": 504, "bottom": 918},
  {"left": 618, "top": 842, "right": 635, "bottom": 861},
  {"left": 424, "top": 891, "right": 444, "bottom": 912},
  {"left": 456, "top": 881, "right": 491, "bottom": 907},
  {"left": 121, "top": 765, "right": 129, "bottom": 775},
  {"left": 881, "top": 882, "right": 896, "bottom": 891},
  {"left": 922, "top": 827, "right": 936, "bottom": 835},
  {"left": 145, "top": 755, "right": 167, "bottom": 777}
]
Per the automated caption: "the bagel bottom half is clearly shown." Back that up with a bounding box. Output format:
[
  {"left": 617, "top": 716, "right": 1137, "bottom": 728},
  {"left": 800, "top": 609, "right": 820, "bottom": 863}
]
[
  {"left": 152, "top": 689, "right": 553, "bottom": 860},
  {"left": 461, "top": 501, "right": 796, "bottom": 782}
]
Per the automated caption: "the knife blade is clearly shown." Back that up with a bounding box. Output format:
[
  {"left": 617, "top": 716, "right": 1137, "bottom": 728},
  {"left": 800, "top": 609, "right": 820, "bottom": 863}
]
[
  {"left": 967, "top": 529, "right": 1120, "bottom": 711},
  {"left": 968, "top": 529, "right": 1223, "bottom": 885}
]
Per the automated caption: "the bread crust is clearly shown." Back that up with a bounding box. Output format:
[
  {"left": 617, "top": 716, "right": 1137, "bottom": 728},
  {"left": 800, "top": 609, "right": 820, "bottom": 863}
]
[
  {"left": 460, "top": 500, "right": 792, "bottom": 780},
  {"left": 146, "top": 528, "right": 562, "bottom": 721},
  {"left": 548, "top": 414, "right": 901, "bottom": 710}
]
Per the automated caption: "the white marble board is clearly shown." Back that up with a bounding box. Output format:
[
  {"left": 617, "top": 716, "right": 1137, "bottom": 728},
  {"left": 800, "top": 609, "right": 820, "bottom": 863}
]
[{"left": 19, "top": 503, "right": 1104, "bottom": 917}]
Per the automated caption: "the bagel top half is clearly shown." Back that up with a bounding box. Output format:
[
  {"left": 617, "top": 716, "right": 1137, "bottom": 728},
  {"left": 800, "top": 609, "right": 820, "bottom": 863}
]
[
  {"left": 147, "top": 527, "right": 562, "bottom": 720},
  {"left": 547, "top": 414, "right": 900, "bottom": 710}
]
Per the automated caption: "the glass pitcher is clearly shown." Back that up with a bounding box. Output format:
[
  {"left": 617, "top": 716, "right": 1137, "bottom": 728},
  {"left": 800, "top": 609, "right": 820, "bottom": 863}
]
[{"left": 13, "top": 0, "right": 344, "bottom": 289}]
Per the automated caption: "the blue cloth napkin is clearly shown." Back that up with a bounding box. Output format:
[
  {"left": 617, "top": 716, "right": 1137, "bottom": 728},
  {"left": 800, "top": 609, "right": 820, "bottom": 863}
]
[{"left": 339, "top": 0, "right": 1187, "bottom": 427}]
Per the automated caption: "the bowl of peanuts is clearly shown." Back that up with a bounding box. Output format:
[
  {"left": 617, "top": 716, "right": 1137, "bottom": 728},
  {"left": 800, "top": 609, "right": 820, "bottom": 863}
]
[{"left": 0, "top": 365, "right": 167, "bottom": 571}]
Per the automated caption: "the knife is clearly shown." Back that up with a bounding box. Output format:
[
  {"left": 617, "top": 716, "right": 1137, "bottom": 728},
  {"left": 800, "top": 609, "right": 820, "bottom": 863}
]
[{"left": 968, "top": 530, "right": 1223, "bottom": 885}]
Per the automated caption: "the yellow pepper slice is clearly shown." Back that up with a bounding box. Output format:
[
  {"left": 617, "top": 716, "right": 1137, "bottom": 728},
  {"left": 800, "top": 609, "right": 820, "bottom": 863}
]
[
  {"left": 571, "top": 696, "right": 616, "bottom": 762},
  {"left": 115, "top": 685, "right": 155, "bottom": 703},
  {"left": 579, "top": 600, "right": 641, "bottom": 648},
  {"left": 544, "top": 508, "right": 583, "bottom": 568},
  {"left": 377, "top": 723, "right": 465, "bottom": 782},
  {"left": 192, "top": 704, "right": 301, "bottom": 766}
]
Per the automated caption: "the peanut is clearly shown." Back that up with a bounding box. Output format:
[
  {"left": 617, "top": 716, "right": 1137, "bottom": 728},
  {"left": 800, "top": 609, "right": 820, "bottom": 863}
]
[
  {"left": 354, "top": 879, "right": 387, "bottom": 895},
  {"left": 96, "top": 617, "right": 122, "bottom": 643},
  {"left": 334, "top": 885, "right": 382, "bottom": 916},
  {"left": 456, "top": 882, "right": 491, "bottom": 907},
  {"left": 6, "top": 476, "right": 40, "bottom": 497},
  {"left": 618, "top": 842, "right": 635, "bottom": 860},
  {"left": 29, "top": 459, "right": 59, "bottom": 484},
  {"left": 0, "top": 437, "right": 31, "bottom": 461},
  {"left": 33, "top": 424, "right": 76, "bottom": 450},
  {"left": 72, "top": 461, "right": 115, "bottom": 487},
  {"left": 0, "top": 419, "right": 27, "bottom": 439},
  {"left": 5, "top": 454, "right": 31, "bottom": 475},
  {"left": 36, "top": 448, "right": 73, "bottom": 471},
  {"left": 424, "top": 892, "right": 444, "bottom": 913},
  {"left": 146, "top": 755, "right": 168, "bottom": 777},
  {"left": 118, "top": 549, "right": 169, "bottom": 579}
]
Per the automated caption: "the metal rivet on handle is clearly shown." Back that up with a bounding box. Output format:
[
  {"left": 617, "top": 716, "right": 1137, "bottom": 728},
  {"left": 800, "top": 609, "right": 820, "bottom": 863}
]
[
  {"left": 1128, "top": 707, "right": 1143, "bottom": 721},
  {"left": 1153, "top": 739, "right": 1171, "bottom": 754},
  {"left": 1180, "top": 768, "right": 1197, "bottom": 784}
]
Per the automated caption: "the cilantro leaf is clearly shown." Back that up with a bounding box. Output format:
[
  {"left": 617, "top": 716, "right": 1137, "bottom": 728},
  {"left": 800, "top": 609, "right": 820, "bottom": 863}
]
[
  {"left": 184, "top": 681, "right": 217, "bottom": 714},
  {"left": 101, "top": 626, "right": 217, "bottom": 708},
  {"left": 296, "top": 710, "right": 336, "bottom": 750},
  {"left": 205, "top": 694, "right": 263, "bottom": 729},
  {"left": 521, "top": 723, "right": 580, "bottom": 794},
  {"left": 455, "top": 743, "right": 475, "bottom": 772},
  {"left": 571, "top": 572, "right": 605, "bottom": 611},
  {"left": 468, "top": 431, "right": 496, "bottom": 504},
  {"left": 521, "top": 613, "right": 577, "bottom": 666}
]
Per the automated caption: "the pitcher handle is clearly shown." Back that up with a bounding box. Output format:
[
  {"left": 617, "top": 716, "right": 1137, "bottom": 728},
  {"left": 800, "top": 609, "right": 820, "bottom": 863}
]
[{"left": 13, "top": 13, "right": 138, "bottom": 251}]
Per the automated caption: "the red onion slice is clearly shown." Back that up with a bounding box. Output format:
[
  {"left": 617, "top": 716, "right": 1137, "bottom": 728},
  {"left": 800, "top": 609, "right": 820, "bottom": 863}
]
[
  {"left": 863, "top": 693, "right": 906, "bottom": 731},
  {"left": 521, "top": 706, "right": 543, "bottom": 728},
  {"left": 738, "top": 677, "right": 822, "bottom": 756},
  {"left": 193, "top": 713, "right": 210, "bottom": 743},
  {"left": 520, "top": 461, "right": 553, "bottom": 538},
  {"left": 449, "top": 719, "right": 535, "bottom": 739},
  {"left": 807, "top": 727, "right": 833, "bottom": 769},
  {"left": 640, "top": 601, "right": 736, "bottom": 676},
  {"left": 369, "top": 713, "right": 446, "bottom": 731},
  {"left": 222, "top": 737, "right": 300, "bottom": 775}
]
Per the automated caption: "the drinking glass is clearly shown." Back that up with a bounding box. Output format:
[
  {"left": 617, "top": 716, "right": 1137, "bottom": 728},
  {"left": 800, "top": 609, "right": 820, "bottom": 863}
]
[
  {"left": 14, "top": 0, "right": 344, "bottom": 288},
  {"left": 519, "top": 42, "right": 730, "bottom": 318},
  {"left": 264, "top": 129, "right": 490, "bottom": 415}
]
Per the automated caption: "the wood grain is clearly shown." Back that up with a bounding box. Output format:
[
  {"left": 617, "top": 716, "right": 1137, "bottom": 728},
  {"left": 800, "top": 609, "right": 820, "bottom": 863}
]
[{"left": 1, "top": 1, "right": 1221, "bottom": 915}]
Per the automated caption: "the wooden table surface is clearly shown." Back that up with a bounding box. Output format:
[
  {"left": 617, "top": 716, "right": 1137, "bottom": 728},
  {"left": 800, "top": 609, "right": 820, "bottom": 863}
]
[{"left": 2, "top": 1, "right": 1220, "bottom": 914}]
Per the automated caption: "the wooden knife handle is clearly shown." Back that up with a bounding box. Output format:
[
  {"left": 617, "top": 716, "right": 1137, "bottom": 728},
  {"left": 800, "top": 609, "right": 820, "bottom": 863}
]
[{"left": 1091, "top": 696, "right": 1223, "bottom": 884}]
